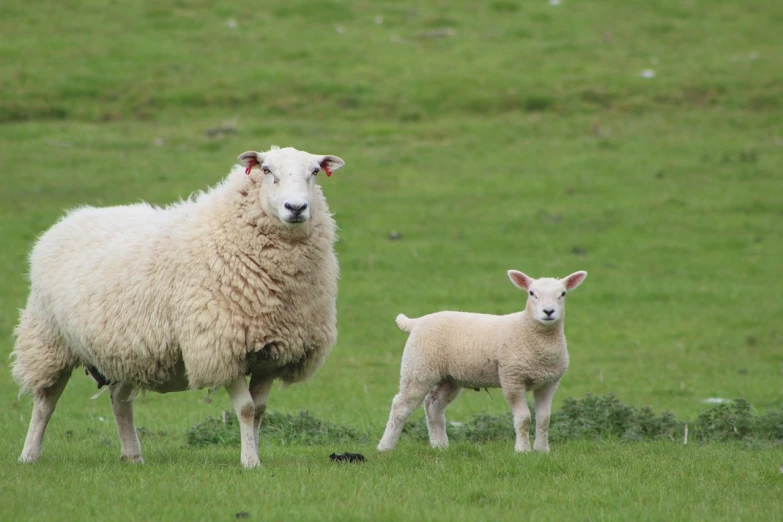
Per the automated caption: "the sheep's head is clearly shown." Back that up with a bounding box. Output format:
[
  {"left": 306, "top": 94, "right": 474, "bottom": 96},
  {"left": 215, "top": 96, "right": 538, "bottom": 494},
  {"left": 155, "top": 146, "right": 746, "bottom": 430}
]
[
  {"left": 237, "top": 147, "right": 345, "bottom": 228},
  {"left": 507, "top": 270, "right": 587, "bottom": 326}
]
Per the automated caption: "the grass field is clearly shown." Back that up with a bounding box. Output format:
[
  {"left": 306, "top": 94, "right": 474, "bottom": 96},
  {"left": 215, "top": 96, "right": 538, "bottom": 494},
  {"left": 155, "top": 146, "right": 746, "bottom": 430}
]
[{"left": 1, "top": 0, "right": 782, "bottom": 520}]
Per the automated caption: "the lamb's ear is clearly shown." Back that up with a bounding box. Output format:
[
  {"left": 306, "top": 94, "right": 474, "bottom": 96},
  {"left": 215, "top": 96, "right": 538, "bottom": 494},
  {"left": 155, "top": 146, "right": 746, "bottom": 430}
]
[
  {"left": 316, "top": 155, "right": 345, "bottom": 177},
  {"left": 563, "top": 271, "right": 587, "bottom": 291},
  {"left": 508, "top": 270, "right": 534, "bottom": 291},
  {"left": 237, "top": 151, "right": 265, "bottom": 170}
]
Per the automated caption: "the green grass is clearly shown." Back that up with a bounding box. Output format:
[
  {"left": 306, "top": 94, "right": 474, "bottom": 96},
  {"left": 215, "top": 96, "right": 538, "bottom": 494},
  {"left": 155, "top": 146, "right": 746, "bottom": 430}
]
[
  {"left": 2, "top": 0, "right": 783, "bottom": 520},
  {"left": 3, "top": 441, "right": 782, "bottom": 521}
]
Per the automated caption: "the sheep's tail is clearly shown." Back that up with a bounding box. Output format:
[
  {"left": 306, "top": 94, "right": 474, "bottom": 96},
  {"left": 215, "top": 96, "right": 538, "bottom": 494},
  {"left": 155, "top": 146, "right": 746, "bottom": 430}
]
[{"left": 395, "top": 314, "right": 416, "bottom": 333}]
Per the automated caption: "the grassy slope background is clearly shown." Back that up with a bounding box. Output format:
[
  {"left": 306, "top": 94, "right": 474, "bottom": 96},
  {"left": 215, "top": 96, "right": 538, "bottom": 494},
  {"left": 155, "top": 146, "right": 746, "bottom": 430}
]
[{"left": 1, "top": 0, "right": 782, "bottom": 520}]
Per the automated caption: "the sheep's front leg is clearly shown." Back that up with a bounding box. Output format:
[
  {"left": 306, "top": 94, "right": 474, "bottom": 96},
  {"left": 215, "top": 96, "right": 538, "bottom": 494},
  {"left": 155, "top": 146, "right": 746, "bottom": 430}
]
[
  {"left": 226, "top": 376, "right": 260, "bottom": 468},
  {"left": 19, "top": 370, "right": 71, "bottom": 463},
  {"left": 249, "top": 375, "right": 274, "bottom": 454},
  {"left": 533, "top": 380, "right": 559, "bottom": 453},
  {"left": 110, "top": 381, "right": 143, "bottom": 463},
  {"left": 502, "top": 385, "right": 531, "bottom": 452}
]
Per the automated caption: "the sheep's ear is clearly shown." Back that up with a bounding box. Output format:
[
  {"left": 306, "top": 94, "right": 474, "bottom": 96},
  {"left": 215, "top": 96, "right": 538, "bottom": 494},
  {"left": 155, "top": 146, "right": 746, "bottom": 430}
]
[
  {"left": 508, "top": 270, "right": 533, "bottom": 291},
  {"left": 237, "top": 151, "right": 264, "bottom": 169},
  {"left": 563, "top": 271, "right": 587, "bottom": 291},
  {"left": 316, "top": 155, "right": 345, "bottom": 176}
]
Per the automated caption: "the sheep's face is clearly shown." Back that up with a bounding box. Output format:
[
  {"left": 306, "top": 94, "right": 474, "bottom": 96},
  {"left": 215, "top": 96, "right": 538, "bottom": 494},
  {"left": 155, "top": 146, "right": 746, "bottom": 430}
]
[
  {"left": 508, "top": 270, "right": 587, "bottom": 325},
  {"left": 237, "top": 147, "right": 345, "bottom": 228}
]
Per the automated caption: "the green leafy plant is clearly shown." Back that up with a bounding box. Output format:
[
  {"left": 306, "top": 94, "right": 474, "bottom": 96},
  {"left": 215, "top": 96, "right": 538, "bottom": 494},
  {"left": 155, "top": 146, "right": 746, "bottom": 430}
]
[
  {"left": 189, "top": 395, "right": 783, "bottom": 448},
  {"left": 187, "top": 410, "right": 368, "bottom": 448}
]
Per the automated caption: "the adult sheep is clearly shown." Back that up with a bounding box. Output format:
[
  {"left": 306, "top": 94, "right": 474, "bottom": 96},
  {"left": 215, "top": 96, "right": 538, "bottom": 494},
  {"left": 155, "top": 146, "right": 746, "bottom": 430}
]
[{"left": 11, "top": 146, "right": 345, "bottom": 468}]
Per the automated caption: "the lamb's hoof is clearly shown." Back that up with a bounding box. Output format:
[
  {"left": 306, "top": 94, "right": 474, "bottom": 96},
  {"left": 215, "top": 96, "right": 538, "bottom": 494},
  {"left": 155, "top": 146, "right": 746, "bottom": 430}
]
[
  {"left": 514, "top": 446, "right": 532, "bottom": 453},
  {"left": 430, "top": 442, "right": 449, "bottom": 450},
  {"left": 18, "top": 454, "right": 39, "bottom": 464},
  {"left": 120, "top": 455, "right": 145, "bottom": 464},
  {"left": 534, "top": 446, "right": 550, "bottom": 453},
  {"left": 376, "top": 443, "right": 394, "bottom": 452}
]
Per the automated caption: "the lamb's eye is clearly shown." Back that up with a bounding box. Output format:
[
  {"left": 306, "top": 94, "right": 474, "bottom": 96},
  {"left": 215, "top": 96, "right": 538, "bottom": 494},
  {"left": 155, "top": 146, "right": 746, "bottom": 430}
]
[
  {"left": 529, "top": 291, "right": 535, "bottom": 297},
  {"left": 561, "top": 291, "right": 566, "bottom": 297},
  {"left": 261, "top": 166, "right": 271, "bottom": 174},
  {"left": 312, "top": 167, "right": 321, "bottom": 176}
]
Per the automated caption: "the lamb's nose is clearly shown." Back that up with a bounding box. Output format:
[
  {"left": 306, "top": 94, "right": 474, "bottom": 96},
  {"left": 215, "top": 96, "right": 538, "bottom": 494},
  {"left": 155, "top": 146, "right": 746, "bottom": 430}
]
[
  {"left": 543, "top": 309, "right": 555, "bottom": 317},
  {"left": 284, "top": 202, "right": 308, "bottom": 213}
]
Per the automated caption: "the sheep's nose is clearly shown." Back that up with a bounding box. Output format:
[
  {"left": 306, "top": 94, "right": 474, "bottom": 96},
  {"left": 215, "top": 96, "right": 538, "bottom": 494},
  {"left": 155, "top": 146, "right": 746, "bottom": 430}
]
[
  {"left": 284, "top": 202, "right": 308, "bottom": 213},
  {"left": 543, "top": 309, "right": 555, "bottom": 317}
]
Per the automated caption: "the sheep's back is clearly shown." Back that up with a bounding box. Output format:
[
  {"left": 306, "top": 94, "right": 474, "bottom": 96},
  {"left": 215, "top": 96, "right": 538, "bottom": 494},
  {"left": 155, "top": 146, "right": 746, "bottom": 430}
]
[
  {"left": 29, "top": 203, "right": 183, "bottom": 383},
  {"left": 401, "top": 311, "right": 511, "bottom": 387}
]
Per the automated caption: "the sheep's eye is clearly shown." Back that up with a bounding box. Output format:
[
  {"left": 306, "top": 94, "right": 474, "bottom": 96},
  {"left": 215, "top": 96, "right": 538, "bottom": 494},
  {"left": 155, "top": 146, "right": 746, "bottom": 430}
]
[
  {"left": 261, "top": 166, "right": 279, "bottom": 183},
  {"left": 529, "top": 291, "right": 535, "bottom": 297},
  {"left": 312, "top": 167, "right": 321, "bottom": 176},
  {"left": 561, "top": 291, "right": 566, "bottom": 297}
]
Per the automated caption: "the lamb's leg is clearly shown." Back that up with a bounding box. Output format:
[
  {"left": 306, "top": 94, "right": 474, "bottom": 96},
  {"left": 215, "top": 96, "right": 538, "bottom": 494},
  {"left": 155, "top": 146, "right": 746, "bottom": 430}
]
[
  {"left": 110, "top": 381, "right": 143, "bottom": 463},
  {"left": 378, "top": 383, "right": 429, "bottom": 452},
  {"left": 249, "top": 375, "right": 274, "bottom": 454},
  {"left": 502, "top": 385, "right": 531, "bottom": 452},
  {"left": 19, "top": 370, "right": 71, "bottom": 463},
  {"left": 424, "top": 380, "right": 462, "bottom": 449},
  {"left": 225, "top": 375, "right": 260, "bottom": 468},
  {"left": 533, "top": 380, "right": 559, "bottom": 453}
]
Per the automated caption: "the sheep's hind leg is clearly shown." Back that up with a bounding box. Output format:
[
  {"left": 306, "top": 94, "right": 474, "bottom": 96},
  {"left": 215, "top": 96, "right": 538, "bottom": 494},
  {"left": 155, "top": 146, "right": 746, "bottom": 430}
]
[
  {"left": 19, "top": 370, "right": 72, "bottom": 463},
  {"left": 424, "top": 380, "right": 462, "bottom": 449},
  {"left": 502, "top": 384, "right": 531, "bottom": 452},
  {"left": 533, "top": 380, "right": 559, "bottom": 453},
  {"left": 249, "top": 374, "right": 274, "bottom": 454},
  {"left": 110, "top": 381, "right": 143, "bottom": 463},
  {"left": 377, "top": 382, "right": 429, "bottom": 452},
  {"left": 226, "top": 376, "right": 260, "bottom": 468}
]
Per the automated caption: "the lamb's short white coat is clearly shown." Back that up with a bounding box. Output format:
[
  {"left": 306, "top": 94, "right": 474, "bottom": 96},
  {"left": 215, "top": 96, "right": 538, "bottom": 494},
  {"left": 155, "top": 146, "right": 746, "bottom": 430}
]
[
  {"left": 377, "top": 270, "right": 587, "bottom": 453},
  {"left": 11, "top": 146, "right": 345, "bottom": 468}
]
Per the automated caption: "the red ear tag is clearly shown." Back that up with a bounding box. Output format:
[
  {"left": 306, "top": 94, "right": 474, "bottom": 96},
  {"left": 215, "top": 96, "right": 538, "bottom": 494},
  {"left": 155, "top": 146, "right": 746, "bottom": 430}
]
[
  {"left": 244, "top": 158, "right": 256, "bottom": 175},
  {"left": 323, "top": 165, "right": 332, "bottom": 177}
]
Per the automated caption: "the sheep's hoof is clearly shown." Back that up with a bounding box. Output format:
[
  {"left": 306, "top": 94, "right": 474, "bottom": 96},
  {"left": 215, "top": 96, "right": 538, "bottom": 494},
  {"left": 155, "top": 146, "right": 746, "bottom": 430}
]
[
  {"left": 241, "top": 457, "right": 261, "bottom": 469},
  {"left": 430, "top": 441, "right": 449, "bottom": 450},
  {"left": 120, "top": 455, "right": 145, "bottom": 464},
  {"left": 514, "top": 445, "right": 532, "bottom": 453},
  {"left": 18, "top": 454, "right": 39, "bottom": 464},
  {"left": 376, "top": 444, "right": 395, "bottom": 453}
]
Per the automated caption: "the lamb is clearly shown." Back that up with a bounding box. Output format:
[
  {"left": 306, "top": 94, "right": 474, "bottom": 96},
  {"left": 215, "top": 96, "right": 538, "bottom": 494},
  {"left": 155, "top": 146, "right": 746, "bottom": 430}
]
[
  {"left": 377, "top": 269, "right": 587, "bottom": 453},
  {"left": 11, "top": 146, "right": 345, "bottom": 468}
]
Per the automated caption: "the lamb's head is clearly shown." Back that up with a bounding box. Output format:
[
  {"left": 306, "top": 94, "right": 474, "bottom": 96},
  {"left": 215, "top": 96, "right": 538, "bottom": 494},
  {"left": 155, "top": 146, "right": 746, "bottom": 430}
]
[
  {"left": 507, "top": 270, "right": 587, "bottom": 326},
  {"left": 237, "top": 146, "right": 345, "bottom": 228}
]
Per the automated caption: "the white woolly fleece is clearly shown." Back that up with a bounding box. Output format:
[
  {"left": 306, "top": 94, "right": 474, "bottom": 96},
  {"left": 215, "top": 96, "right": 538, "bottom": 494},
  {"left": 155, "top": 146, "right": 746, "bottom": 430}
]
[{"left": 12, "top": 150, "right": 340, "bottom": 393}]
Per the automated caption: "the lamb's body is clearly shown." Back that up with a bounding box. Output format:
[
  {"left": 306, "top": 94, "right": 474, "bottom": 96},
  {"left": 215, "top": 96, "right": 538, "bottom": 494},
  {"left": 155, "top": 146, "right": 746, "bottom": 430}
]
[
  {"left": 395, "top": 311, "right": 568, "bottom": 391},
  {"left": 378, "top": 270, "right": 586, "bottom": 453},
  {"left": 12, "top": 146, "right": 344, "bottom": 467}
]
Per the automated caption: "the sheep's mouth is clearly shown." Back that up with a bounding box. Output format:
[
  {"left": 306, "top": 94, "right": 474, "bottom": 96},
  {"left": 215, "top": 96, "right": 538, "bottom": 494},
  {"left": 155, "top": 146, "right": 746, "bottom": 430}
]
[{"left": 283, "top": 216, "right": 307, "bottom": 225}]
